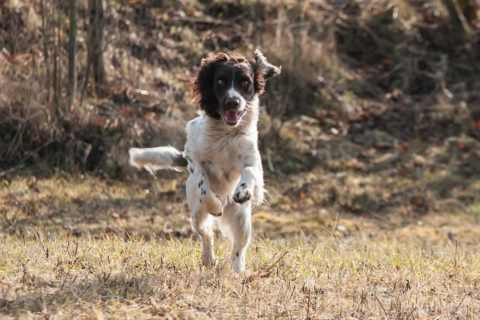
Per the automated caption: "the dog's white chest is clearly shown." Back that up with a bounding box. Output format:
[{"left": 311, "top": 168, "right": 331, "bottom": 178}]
[
  {"left": 195, "top": 139, "right": 242, "bottom": 194},
  {"left": 185, "top": 114, "right": 259, "bottom": 197}
]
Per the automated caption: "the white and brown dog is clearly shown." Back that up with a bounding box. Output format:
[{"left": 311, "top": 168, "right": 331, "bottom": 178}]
[{"left": 129, "top": 50, "right": 281, "bottom": 272}]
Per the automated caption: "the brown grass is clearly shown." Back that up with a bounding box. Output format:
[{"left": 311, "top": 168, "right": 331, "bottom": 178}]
[
  {"left": 1, "top": 173, "right": 480, "bottom": 319},
  {"left": 3, "top": 232, "right": 480, "bottom": 319}
]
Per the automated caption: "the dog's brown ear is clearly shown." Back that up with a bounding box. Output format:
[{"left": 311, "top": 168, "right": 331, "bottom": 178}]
[
  {"left": 192, "top": 54, "right": 228, "bottom": 118},
  {"left": 252, "top": 49, "right": 281, "bottom": 94},
  {"left": 254, "top": 50, "right": 281, "bottom": 78}
]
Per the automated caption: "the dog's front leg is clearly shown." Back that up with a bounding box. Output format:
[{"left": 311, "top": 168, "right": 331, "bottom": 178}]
[
  {"left": 197, "top": 173, "right": 223, "bottom": 216},
  {"left": 230, "top": 203, "right": 251, "bottom": 273}
]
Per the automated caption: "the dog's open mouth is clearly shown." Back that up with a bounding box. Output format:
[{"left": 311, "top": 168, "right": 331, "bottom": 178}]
[{"left": 222, "top": 109, "right": 245, "bottom": 126}]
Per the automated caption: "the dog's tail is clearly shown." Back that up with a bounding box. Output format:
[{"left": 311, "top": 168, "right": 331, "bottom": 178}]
[{"left": 128, "top": 146, "right": 188, "bottom": 174}]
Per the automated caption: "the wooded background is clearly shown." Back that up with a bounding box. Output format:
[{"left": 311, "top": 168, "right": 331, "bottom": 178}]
[{"left": 1, "top": 0, "right": 480, "bottom": 177}]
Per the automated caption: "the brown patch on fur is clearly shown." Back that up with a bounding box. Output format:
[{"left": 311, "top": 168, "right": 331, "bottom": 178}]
[{"left": 253, "top": 66, "right": 267, "bottom": 95}]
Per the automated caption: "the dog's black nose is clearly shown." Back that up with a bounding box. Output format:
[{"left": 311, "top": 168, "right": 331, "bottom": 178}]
[{"left": 225, "top": 97, "right": 240, "bottom": 109}]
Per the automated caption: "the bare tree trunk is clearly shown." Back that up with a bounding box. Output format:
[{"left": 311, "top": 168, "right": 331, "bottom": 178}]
[
  {"left": 53, "top": 19, "right": 60, "bottom": 112},
  {"left": 68, "top": 0, "right": 77, "bottom": 108},
  {"left": 87, "top": 0, "right": 106, "bottom": 95},
  {"left": 40, "top": 0, "right": 51, "bottom": 103}
]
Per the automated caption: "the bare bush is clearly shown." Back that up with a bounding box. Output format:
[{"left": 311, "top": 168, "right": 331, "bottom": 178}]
[{"left": 1, "top": 0, "right": 480, "bottom": 175}]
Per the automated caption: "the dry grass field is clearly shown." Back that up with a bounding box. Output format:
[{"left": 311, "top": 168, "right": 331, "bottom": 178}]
[{"left": 1, "top": 172, "right": 480, "bottom": 319}]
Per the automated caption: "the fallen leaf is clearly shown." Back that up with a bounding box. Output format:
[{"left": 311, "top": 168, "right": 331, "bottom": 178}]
[
  {"left": 144, "top": 112, "right": 155, "bottom": 120},
  {"left": 410, "top": 197, "right": 423, "bottom": 207},
  {"left": 381, "top": 59, "right": 393, "bottom": 65},
  {"left": 398, "top": 142, "right": 408, "bottom": 153},
  {"left": 121, "top": 107, "right": 133, "bottom": 116},
  {"left": 401, "top": 206, "right": 419, "bottom": 217},
  {"left": 186, "top": 9, "right": 197, "bottom": 17},
  {"left": 345, "top": 159, "right": 366, "bottom": 171},
  {"left": 104, "top": 227, "right": 117, "bottom": 236}
]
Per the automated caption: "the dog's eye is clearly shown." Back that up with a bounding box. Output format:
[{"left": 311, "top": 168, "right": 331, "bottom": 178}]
[
  {"left": 241, "top": 80, "right": 250, "bottom": 88},
  {"left": 216, "top": 79, "right": 225, "bottom": 86}
]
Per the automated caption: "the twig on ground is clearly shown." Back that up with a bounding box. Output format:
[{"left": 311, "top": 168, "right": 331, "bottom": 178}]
[
  {"left": 243, "top": 250, "right": 289, "bottom": 284},
  {"left": 374, "top": 294, "right": 387, "bottom": 316}
]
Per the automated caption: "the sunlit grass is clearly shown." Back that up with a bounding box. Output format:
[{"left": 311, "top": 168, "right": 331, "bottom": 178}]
[
  {"left": 1, "top": 169, "right": 480, "bottom": 318},
  {"left": 1, "top": 227, "right": 479, "bottom": 319}
]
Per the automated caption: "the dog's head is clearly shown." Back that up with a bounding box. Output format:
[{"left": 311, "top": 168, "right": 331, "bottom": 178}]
[{"left": 192, "top": 50, "right": 281, "bottom": 126}]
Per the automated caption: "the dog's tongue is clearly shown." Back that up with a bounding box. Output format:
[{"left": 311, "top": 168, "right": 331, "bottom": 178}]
[{"left": 224, "top": 110, "right": 239, "bottom": 125}]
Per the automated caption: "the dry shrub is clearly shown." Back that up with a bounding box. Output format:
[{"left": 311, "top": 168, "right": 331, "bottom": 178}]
[
  {"left": 2, "top": 0, "right": 480, "bottom": 175},
  {"left": 0, "top": 1, "right": 191, "bottom": 174}
]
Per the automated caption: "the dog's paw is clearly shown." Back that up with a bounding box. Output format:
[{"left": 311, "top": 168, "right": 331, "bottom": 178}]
[
  {"left": 202, "top": 192, "right": 223, "bottom": 216},
  {"left": 231, "top": 254, "right": 245, "bottom": 273},
  {"left": 202, "top": 254, "right": 218, "bottom": 267},
  {"left": 233, "top": 183, "right": 251, "bottom": 204}
]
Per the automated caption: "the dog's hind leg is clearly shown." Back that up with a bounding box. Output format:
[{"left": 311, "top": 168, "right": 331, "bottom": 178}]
[
  {"left": 187, "top": 174, "right": 217, "bottom": 267},
  {"left": 192, "top": 209, "right": 217, "bottom": 267}
]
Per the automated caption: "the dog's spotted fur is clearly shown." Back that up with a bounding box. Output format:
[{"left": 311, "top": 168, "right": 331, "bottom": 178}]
[{"left": 129, "top": 50, "right": 280, "bottom": 272}]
